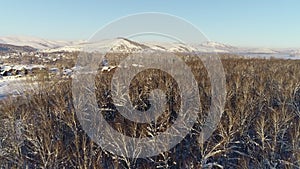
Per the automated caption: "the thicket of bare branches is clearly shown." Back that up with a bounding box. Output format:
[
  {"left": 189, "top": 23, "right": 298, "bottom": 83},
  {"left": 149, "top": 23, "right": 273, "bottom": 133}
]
[{"left": 0, "top": 56, "right": 299, "bottom": 169}]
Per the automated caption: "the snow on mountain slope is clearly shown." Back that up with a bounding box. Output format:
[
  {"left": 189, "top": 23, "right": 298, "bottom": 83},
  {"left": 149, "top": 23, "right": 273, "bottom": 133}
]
[
  {"left": 110, "top": 38, "right": 150, "bottom": 52},
  {"left": 43, "top": 39, "right": 236, "bottom": 54},
  {"left": 1, "top": 36, "right": 298, "bottom": 58},
  {"left": 0, "top": 36, "right": 77, "bottom": 50},
  {"left": 200, "top": 41, "right": 236, "bottom": 50},
  {"left": 43, "top": 38, "right": 150, "bottom": 53},
  {"left": 144, "top": 41, "right": 230, "bottom": 53},
  {"left": 197, "top": 41, "right": 280, "bottom": 54},
  {"left": 0, "top": 36, "right": 236, "bottom": 54},
  {"left": 144, "top": 42, "right": 196, "bottom": 53}
]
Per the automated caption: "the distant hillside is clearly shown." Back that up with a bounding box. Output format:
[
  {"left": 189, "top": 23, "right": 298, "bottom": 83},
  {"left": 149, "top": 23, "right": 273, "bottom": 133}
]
[
  {"left": 0, "top": 36, "right": 77, "bottom": 50},
  {"left": 0, "top": 43, "right": 37, "bottom": 53},
  {"left": 0, "top": 36, "right": 299, "bottom": 59}
]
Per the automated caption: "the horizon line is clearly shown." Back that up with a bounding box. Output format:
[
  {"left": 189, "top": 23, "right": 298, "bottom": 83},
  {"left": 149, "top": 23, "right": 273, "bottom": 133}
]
[{"left": 0, "top": 34, "right": 299, "bottom": 50}]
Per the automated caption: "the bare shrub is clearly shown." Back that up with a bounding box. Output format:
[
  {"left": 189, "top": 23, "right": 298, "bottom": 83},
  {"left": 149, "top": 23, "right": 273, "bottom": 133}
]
[{"left": 0, "top": 56, "right": 299, "bottom": 168}]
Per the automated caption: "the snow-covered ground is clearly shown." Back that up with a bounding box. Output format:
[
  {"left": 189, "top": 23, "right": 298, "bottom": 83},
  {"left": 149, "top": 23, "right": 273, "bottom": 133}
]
[{"left": 0, "top": 76, "right": 37, "bottom": 100}]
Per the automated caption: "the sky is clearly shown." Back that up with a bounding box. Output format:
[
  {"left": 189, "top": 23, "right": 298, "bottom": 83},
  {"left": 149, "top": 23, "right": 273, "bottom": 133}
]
[{"left": 0, "top": 0, "right": 299, "bottom": 48}]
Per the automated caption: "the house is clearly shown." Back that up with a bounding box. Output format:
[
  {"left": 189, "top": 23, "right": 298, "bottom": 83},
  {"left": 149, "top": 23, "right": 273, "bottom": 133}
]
[
  {"left": 101, "top": 57, "right": 109, "bottom": 66},
  {"left": 13, "top": 65, "right": 29, "bottom": 76},
  {"left": 1, "top": 70, "right": 13, "bottom": 76},
  {"left": 63, "top": 68, "right": 72, "bottom": 77},
  {"left": 49, "top": 67, "right": 60, "bottom": 75},
  {"left": 15, "top": 68, "right": 28, "bottom": 76},
  {"left": 0, "top": 65, "right": 13, "bottom": 76},
  {"left": 29, "top": 65, "right": 46, "bottom": 74}
]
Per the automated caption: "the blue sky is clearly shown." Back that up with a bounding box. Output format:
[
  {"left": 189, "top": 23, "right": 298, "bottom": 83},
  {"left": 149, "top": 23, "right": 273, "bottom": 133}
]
[{"left": 0, "top": 0, "right": 299, "bottom": 48}]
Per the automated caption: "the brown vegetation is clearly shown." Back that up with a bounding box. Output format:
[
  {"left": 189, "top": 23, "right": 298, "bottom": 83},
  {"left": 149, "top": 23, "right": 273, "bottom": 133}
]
[{"left": 0, "top": 55, "right": 299, "bottom": 168}]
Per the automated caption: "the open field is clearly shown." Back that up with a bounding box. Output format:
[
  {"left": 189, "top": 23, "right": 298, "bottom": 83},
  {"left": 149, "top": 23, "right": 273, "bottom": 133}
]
[{"left": 0, "top": 55, "right": 299, "bottom": 168}]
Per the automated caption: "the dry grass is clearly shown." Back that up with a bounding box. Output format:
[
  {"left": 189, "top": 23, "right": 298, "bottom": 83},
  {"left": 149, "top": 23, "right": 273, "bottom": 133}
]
[{"left": 0, "top": 55, "right": 299, "bottom": 169}]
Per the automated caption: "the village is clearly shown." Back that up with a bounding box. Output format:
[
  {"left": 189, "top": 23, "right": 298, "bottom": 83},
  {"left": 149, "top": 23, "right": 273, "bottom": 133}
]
[
  {"left": 0, "top": 64, "right": 73, "bottom": 78},
  {"left": 0, "top": 51, "right": 78, "bottom": 101},
  {"left": 0, "top": 51, "right": 76, "bottom": 79}
]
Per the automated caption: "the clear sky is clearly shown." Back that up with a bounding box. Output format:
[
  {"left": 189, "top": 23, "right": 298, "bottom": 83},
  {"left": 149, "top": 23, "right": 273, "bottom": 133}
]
[{"left": 0, "top": 0, "right": 299, "bottom": 48}]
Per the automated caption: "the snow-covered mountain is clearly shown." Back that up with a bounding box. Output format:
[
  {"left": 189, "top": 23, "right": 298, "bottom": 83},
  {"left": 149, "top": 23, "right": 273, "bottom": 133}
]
[
  {"left": 0, "top": 36, "right": 77, "bottom": 50},
  {"left": 200, "top": 41, "right": 237, "bottom": 51},
  {"left": 195, "top": 42, "right": 279, "bottom": 54},
  {"left": 0, "top": 36, "right": 299, "bottom": 59},
  {"left": 109, "top": 38, "right": 150, "bottom": 52},
  {"left": 0, "top": 36, "right": 237, "bottom": 53},
  {"left": 42, "top": 38, "right": 150, "bottom": 53}
]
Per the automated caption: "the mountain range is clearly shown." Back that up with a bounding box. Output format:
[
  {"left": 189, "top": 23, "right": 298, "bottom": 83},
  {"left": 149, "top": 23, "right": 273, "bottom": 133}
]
[{"left": 0, "top": 36, "right": 299, "bottom": 58}]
